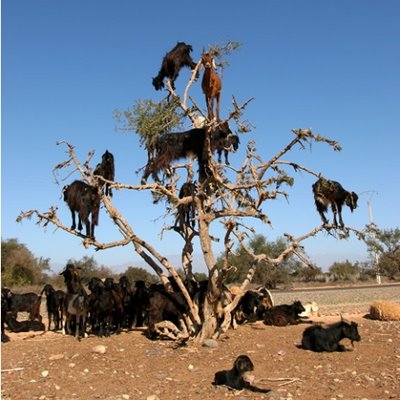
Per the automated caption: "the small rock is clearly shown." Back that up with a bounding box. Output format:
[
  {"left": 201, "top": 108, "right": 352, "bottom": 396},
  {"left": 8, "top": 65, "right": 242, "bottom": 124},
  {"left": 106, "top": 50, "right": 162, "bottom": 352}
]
[
  {"left": 122, "top": 395, "right": 130, "bottom": 400},
  {"left": 49, "top": 354, "right": 64, "bottom": 361},
  {"left": 41, "top": 370, "right": 49, "bottom": 377},
  {"left": 146, "top": 396, "right": 160, "bottom": 400},
  {"left": 92, "top": 345, "right": 107, "bottom": 354},
  {"left": 203, "top": 339, "right": 218, "bottom": 348}
]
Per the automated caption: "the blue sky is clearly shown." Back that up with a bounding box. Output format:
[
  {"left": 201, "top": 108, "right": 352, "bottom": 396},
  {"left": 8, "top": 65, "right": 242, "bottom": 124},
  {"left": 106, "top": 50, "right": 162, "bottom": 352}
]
[{"left": 2, "top": 0, "right": 399, "bottom": 274}]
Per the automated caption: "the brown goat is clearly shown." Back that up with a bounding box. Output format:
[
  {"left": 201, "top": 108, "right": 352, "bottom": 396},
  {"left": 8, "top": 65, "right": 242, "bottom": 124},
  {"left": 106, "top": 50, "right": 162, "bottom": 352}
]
[{"left": 201, "top": 52, "right": 222, "bottom": 121}]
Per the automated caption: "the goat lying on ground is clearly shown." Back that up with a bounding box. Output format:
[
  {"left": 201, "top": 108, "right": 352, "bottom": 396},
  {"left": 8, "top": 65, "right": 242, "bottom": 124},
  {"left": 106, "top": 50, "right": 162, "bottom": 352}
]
[
  {"left": 263, "top": 300, "right": 307, "bottom": 326},
  {"left": 312, "top": 177, "right": 358, "bottom": 228},
  {"left": 152, "top": 42, "right": 197, "bottom": 91},
  {"left": 94, "top": 150, "right": 115, "bottom": 197},
  {"left": 301, "top": 318, "right": 361, "bottom": 352},
  {"left": 5, "top": 316, "right": 45, "bottom": 333},
  {"left": 63, "top": 180, "right": 101, "bottom": 239},
  {"left": 141, "top": 122, "right": 233, "bottom": 183},
  {"left": 201, "top": 52, "right": 222, "bottom": 121},
  {"left": 41, "top": 284, "right": 66, "bottom": 331},
  {"left": 214, "top": 355, "right": 270, "bottom": 393},
  {"left": 1, "top": 288, "right": 42, "bottom": 322}
]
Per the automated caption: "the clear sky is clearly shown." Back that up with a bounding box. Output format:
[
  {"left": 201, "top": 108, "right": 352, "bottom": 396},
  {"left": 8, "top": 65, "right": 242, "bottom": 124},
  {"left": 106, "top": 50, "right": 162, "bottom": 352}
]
[{"left": 2, "top": 0, "right": 399, "bottom": 274}]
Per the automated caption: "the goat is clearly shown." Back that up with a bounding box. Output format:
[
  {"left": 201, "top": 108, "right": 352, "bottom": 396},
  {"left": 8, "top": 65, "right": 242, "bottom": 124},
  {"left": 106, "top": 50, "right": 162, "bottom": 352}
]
[
  {"left": 175, "top": 181, "right": 197, "bottom": 230},
  {"left": 88, "top": 277, "right": 121, "bottom": 337},
  {"left": 152, "top": 42, "right": 197, "bottom": 91},
  {"left": 233, "top": 290, "right": 272, "bottom": 324},
  {"left": 215, "top": 134, "right": 240, "bottom": 165},
  {"left": 118, "top": 275, "right": 135, "bottom": 329},
  {"left": 201, "top": 52, "right": 222, "bottom": 121},
  {"left": 5, "top": 316, "right": 45, "bottom": 333},
  {"left": 1, "top": 288, "right": 42, "bottom": 323},
  {"left": 59, "top": 264, "right": 89, "bottom": 340},
  {"left": 214, "top": 355, "right": 270, "bottom": 393},
  {"left": 263, "top": 300, "right": 306, "bottom": 326},
  {"left": 94, "top": 150, "right": 115, "bottom": 197},
  {"left": 312, "top": 177, "right": 358, "bottom": 228},
  {"left": 63, "top": 180, "right": 101, "bottom": 239},
  {"left": 1, "top": 291, "right": 10, "bottom": 342},
  {"left": 301, "top": 318, "right": 361, "bottom": 352},
  {"left": 141, "top": 122, "right": 233, "bottom": 183},
  {"left": 41, "top": 284, "right": 66, "bottom": 331},
  {"left": 131, "top": 280, "right": 150, "bottom": 328}
]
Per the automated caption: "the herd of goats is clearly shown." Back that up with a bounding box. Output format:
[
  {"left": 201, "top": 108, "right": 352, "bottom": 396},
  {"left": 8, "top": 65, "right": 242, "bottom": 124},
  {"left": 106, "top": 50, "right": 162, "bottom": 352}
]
[
  {"left": 60, "top": 41, "right": 358, "bottom": 241},
  {"left": 3, "top": 41, "right": 362, "bottom": 392},
  {"left": 2, "top": 264, "right": 361, "bottom": 392}
]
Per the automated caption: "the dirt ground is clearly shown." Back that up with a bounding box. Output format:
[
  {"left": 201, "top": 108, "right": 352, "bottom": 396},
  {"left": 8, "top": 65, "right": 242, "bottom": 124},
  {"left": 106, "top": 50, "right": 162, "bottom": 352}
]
[{"left": 2, "top": 284, "right": 400, "bottom": 400}]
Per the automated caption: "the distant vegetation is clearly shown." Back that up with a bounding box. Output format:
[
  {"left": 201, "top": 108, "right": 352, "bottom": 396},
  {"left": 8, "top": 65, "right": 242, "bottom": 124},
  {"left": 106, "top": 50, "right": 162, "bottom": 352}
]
[{"left": 2, "top": 229, "right": 399, "bottom": 289}]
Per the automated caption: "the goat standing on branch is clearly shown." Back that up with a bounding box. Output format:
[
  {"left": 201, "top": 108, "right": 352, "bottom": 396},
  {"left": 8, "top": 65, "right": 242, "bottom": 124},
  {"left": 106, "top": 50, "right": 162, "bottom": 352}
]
[
  {"left": 63, "top": 180, "right": 101, "bottom": 239},
  {"left": 312, "top": 177, "right": 358, "bottom": 228},
  {"left": 201, "top": 52, "right": 222, "bottom": 121},
  {"left": 141, "top": 121, "right": 233, "bottom": 184},
  {"left": 94, "top": 150, "right": 115, "bottom": 197},
  {"left": 152, "top": 42, "right": 197, "bottom": 91}
]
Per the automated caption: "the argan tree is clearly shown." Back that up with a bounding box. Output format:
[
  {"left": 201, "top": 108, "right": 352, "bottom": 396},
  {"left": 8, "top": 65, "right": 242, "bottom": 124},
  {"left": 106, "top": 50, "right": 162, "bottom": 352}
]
[{"left": 18, "top": 42, "right": 368, "bottom": 342}]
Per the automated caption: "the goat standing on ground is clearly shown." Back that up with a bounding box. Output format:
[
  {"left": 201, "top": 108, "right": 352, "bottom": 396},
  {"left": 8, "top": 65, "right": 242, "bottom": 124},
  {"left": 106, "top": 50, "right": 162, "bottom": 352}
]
[
  {"left": 41, "top": 284, "right": 66, "bottom": 331},
  {"left": 201, "top": 52, "right": 222, "bottom": 121},
  {"left": 63, "top": 180, "right": 101, "bottom": 239},
  {"left": 152, "top": 42, "right": 197, "bottom": 91},
  {"left": 60, "top": 264, "right": 89, "bottom": 340},
  {"left": 141, "top": 122, "right": 233, "bottom": 183},
  {"left": 312, "top": 177, "right": 358, "bottom": 228},
  {"left": 94, "top": 150, "right": 115, "bottom": 197}
]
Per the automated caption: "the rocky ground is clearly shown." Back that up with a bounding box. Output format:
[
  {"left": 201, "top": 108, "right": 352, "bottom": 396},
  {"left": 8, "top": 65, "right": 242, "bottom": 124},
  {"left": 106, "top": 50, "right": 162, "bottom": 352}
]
[{"left": 2, "top": 284, "right": 400, "bottom": 400}]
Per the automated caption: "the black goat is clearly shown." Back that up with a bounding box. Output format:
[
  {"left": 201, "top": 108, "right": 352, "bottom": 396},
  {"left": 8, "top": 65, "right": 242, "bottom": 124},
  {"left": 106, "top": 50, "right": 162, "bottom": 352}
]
[
  {"left": 263, "top": 300, "right": 306, "bottom": 326},
  {"left": 1, "top": 291, "right": 10, "bottom": 342},
  {"left": 131, "top": 280, "right": 150, "bottom": 328},
  {"left": 301, "top": 319, "right": 361, "bottom": 352},
  {"left": 119, "top": 275, "right": 135, "bottom": 329},
  {"left": 63, "top": 180, "right": 101, "bottom": 239},
  {"left": 216, "top": 134, "right": 240, "bottom": 165},
  {"left": 41, "top": 284, "right": 66, "bottom": 331},
  {"left": 214, "top": 355, "right": 270, "bottom": 393},
  {"left": 94, "top": 150, "right": 115, "bottom": 197},
  {"left": 175, "top": 181, "right": 197, "bottom": 230},
  {"left": 141, "top": 122, "right": 233, "bottom": 183},
  {"left": 88, "top": 277, "right": 121, "bottom": 337},
  {"left": 6, "top": 316, "right": 45, "bottom": 333},
  {"left": 1, "top": 288, "right": 42, "bottom": 323},
  {"left": 312, "top": 177, "right": 358, "bottom": 228},
  {"left": 59, "top": 263, "right": 89, "bottom": 339},
  {"left": 152, "top": 42, "right": 197, "bottom": 91}
]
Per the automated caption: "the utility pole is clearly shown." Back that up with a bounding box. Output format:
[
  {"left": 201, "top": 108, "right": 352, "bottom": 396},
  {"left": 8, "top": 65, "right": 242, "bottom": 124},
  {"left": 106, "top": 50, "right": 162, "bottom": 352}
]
[{"left": 368, "top": 200, "right": 381, "bottom": 285}]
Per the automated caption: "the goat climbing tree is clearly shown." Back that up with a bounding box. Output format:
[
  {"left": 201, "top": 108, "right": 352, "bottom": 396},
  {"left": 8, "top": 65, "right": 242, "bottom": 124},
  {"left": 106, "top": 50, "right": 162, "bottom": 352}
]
[{"left": 18, "top": 42, "right": 369, "bottom": 342}]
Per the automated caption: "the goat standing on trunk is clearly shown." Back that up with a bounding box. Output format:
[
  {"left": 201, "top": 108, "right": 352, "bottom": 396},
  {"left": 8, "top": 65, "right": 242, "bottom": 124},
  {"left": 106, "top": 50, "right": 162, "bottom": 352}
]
[
  {"left": 312, "top": 177, "right": 358, "bottom": 228},
  {"left": 201, "top": 52, "right": 222, "bottom": 121},
  {"left": 152, "top": 42, "right": 197, "bottom": 91}
]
